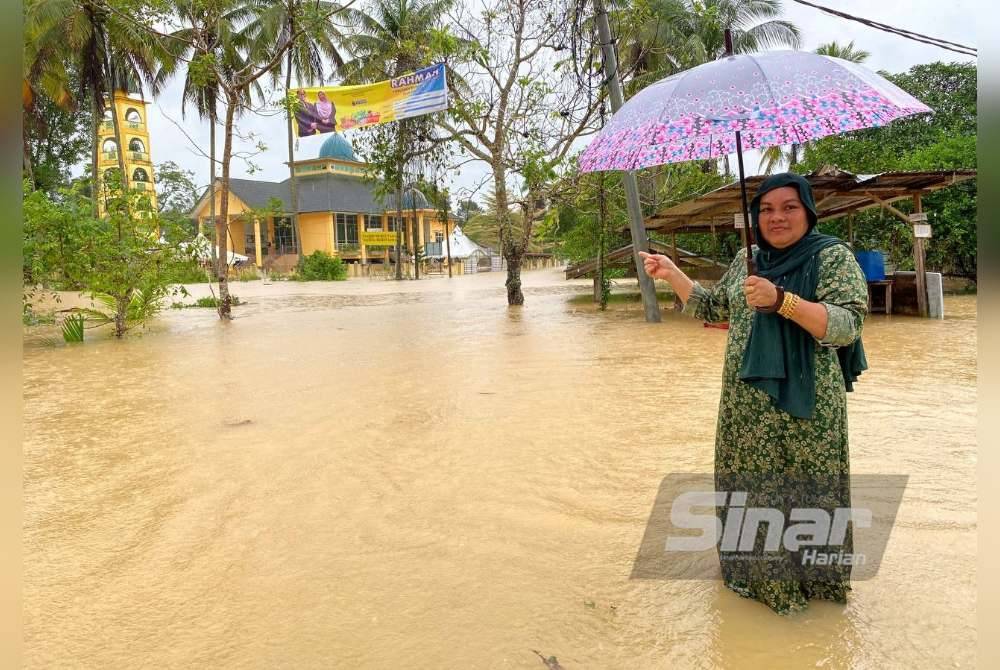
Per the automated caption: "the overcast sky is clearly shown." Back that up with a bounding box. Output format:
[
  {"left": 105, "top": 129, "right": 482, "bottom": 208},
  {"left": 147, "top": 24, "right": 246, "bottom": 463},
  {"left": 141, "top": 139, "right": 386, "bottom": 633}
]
[{"left": 134, "top": 0, "right": 980, "bottom": 206}]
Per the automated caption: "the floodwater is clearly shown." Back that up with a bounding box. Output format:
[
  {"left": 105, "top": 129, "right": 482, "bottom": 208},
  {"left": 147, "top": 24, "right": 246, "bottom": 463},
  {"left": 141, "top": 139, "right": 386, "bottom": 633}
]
[{"left": 23, "top": 269, "right": 977, "bottom": 669}]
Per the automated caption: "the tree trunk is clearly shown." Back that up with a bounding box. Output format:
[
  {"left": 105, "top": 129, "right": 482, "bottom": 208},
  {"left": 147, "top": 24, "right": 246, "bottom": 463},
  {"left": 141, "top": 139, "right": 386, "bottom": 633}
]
[
  {"left": 91, "top": 94, "right": 100, "bottom": 217},
  {"left": 410, "top": 186, "right": 420, "bottom": 280},
  {"left": 494, "top": 166, "right": 524, "bottom": 305},
  {"left": 216, "top": 95, "right": 236, "bottom": 318},
  {"left": 101, "top": 56, "right": 130, "bottom": 197},
  {"left": 23, "top": 121, "right": 35, "bottom": 189},
  {"left": 209, "top": 112, "right": 218, "bottom": 276},
  {"left": 114, "top": 293, "right": 128, "bottom": 338},
  {"left": 505, "top": 249, "right": 523, "bottom": 305},
  {"left": 444, "top": 205, "right": 452, "bottom": 278},
  {"left": 285, "top": 47, "right": 303, "bottom": 264},
  {"left": 395, "top": 181, "right": 404, "bottom": 280}
]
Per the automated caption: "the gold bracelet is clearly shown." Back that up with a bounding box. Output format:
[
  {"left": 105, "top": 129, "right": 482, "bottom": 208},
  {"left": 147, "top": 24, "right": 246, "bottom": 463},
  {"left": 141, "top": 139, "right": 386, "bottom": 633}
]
[{"left": 778, "top": 292, "right": 800, "bottom": 318}]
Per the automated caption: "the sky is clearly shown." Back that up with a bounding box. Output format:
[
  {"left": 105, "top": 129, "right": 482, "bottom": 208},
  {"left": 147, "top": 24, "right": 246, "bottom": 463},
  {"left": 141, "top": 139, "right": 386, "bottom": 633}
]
[{"left": 132, "top": 0, "right": 981, "bottom": 207}]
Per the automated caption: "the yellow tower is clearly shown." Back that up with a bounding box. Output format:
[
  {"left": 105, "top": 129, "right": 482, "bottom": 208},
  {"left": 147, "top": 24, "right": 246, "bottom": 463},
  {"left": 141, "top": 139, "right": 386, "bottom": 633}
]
[{"left": 96, "top": 90, "right": 157, "bottom": 215}]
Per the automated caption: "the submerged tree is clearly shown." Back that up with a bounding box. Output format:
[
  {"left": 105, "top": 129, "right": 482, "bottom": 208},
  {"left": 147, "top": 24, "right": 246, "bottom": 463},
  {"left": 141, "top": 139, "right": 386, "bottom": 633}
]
[{"left": 441, "top": 0, "right": 601, "bottom": 305}]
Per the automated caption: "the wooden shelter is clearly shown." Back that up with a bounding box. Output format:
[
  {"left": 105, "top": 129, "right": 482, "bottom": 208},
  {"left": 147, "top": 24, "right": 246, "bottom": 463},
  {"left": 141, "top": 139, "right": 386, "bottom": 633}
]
[
  {"left": 566, "top": 239, "right": 728, "bottom": 302},
  {"left": 643, "top": 166, "right": 976, "bottom": 316}
]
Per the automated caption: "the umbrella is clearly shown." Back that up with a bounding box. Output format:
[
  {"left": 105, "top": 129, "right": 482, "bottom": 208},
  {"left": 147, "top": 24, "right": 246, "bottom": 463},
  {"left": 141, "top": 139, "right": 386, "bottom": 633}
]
[{"left": 579, "top": 42, "right": 932, "bottom": 274}]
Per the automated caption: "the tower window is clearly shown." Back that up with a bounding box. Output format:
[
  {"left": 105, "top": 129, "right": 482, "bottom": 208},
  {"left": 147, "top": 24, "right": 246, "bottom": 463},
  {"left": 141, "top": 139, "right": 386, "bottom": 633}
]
[
  {"left": 132, "top": 168, "right": 149, "bottom": 182},
  {"left": 101, "top": 138, "right": 117, "bottom": 155},
  {"left": 125, "top": 108, "right": 142, "bottom": 124},
  {"left": 129, "top": 138, "right": 146, "bottom": 153}
]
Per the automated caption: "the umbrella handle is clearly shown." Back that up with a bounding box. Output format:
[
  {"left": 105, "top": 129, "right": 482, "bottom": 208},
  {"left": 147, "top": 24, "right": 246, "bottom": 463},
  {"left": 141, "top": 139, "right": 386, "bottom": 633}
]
[{"left": 734, "top": 130, "right": 756, "bottom": 277}]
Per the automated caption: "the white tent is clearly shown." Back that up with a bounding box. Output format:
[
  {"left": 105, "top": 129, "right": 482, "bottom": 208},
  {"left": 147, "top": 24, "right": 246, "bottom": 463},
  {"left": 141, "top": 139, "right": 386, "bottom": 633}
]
[{"left": 427, "top": 225, "right": 488, "bottom": 260}]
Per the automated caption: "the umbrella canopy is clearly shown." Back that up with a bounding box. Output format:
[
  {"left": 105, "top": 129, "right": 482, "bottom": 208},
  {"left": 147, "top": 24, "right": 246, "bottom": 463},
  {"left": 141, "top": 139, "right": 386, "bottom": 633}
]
[{"left": 579, "top": 50, "right": 932, "bottom": 173}]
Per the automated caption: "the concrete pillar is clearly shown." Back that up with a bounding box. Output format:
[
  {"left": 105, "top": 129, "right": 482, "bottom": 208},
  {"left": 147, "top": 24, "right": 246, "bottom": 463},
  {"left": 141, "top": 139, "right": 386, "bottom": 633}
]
[
  {"left": 359, "top": 212, "right": 368, "bottom": 264},
  {"left": 253, "top": 217, "right": 262, "bottom": 268}
]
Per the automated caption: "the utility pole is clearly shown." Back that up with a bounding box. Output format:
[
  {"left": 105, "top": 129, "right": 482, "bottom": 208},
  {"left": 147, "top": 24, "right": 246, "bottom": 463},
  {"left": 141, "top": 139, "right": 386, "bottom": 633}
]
[{"left": 593, "top": 0, "right": 661, "bottom": 323}]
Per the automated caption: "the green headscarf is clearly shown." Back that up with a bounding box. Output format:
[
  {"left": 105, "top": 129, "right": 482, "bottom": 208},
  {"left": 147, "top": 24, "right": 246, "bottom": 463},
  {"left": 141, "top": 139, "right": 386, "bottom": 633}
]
[{"left": 738, "top": 172, "right": 868, "bottom": 419}]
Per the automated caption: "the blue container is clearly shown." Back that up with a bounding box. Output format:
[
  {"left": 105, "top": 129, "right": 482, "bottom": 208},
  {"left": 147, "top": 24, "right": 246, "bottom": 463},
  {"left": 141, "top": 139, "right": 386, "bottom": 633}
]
[{"left": 855, "top": 251, "right": 885, "bottom": 282}]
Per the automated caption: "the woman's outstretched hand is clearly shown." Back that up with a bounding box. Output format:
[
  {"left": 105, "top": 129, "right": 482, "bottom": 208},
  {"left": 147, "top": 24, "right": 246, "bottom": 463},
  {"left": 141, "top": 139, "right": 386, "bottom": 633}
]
[{"left": 638, "top": 251, "right": 678, "bottom": 280}]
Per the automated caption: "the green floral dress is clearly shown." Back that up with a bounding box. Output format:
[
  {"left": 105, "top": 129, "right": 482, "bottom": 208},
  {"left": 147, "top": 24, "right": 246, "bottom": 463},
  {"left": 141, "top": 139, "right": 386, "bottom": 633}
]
[{"left": 681, "top": 243, "right": 869, "bottom": 615}]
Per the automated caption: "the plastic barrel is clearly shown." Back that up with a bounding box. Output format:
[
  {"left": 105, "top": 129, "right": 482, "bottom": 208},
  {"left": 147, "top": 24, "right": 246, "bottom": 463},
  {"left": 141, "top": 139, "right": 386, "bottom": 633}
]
[{"left": 854, "top": 251, "right": 885, "bottom": 282}]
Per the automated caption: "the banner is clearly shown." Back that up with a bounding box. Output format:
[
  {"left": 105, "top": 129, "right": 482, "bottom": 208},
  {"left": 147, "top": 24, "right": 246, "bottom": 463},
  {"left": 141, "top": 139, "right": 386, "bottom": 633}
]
[
  {"left": 360, "top": 231, "right": 399, "bottom": 246},
  {"left": 291, "top": 63, "right": 449, "bottom": 136}
]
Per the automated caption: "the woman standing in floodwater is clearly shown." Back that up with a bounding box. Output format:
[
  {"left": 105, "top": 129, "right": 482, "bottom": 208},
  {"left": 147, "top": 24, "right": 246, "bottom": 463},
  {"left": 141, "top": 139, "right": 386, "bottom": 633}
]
[{"left": 640, "top": 172, "right": 869, "bottom": 615}]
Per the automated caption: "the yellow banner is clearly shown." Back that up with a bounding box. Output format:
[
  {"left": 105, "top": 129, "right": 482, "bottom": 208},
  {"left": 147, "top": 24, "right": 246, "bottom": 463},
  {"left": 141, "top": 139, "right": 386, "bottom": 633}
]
[
  {"left": 361, "top": 231, "right": 399, "bottom": 246},
  {"left": 292, "top": 63, "right": 448, "bottom": 136}
]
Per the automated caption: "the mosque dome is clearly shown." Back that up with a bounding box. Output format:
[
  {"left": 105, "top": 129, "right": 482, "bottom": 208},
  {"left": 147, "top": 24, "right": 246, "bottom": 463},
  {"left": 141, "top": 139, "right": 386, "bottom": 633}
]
[{"left": 318, "top": 133, "right": 356, "bottom": 162}]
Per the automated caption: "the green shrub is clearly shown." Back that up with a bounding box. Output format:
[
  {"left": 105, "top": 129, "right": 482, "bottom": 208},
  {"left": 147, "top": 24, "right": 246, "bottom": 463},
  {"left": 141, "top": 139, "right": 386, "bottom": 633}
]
[
  {"left": 296, "top": 251, "right": 348, "bottom": 281},
  {"left": 166, "top": 260, "right": 211, "bottom": 284},
  {"left": 187, "top": 295, "right": 241, "bottom": 308}
]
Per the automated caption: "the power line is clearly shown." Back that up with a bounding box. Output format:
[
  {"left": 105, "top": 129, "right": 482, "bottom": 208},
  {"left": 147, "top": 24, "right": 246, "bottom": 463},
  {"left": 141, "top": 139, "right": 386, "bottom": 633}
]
[{"left": 789, "top": 0, "right": 977, "bottom": 57}]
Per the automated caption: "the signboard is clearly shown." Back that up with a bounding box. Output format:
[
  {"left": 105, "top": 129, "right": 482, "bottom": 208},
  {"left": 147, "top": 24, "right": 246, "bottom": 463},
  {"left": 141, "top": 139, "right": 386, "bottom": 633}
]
[
  {"left": 361, "top": 231, "right": 398, "bottom": 246},
  {"left": 291, "top": 63, "right": 449, "bottom": 136},
  {"left": 908, "top": 212, "right": 929, "bottom": 223},
  {"left": 913, "top": 224, "right": 932, "bottom": 239},
  {"left": 733, "top": 212, "right": 745, "bottom": 229}
]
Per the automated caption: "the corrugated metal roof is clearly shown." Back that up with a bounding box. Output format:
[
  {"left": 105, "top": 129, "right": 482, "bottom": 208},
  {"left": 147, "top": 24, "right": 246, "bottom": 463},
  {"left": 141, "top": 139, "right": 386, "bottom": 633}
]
[
  {"left": 645, "top": 168, "right": 976, "bottom": 233},
  {"left": 198, "top": 173, "right": 431, "bottom": 216}
]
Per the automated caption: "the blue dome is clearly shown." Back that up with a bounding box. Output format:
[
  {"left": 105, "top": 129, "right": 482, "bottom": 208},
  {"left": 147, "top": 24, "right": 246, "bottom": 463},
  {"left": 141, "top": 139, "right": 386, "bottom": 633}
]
[{"left": 318, "top": 133, "right": 356, "bottom": 162}]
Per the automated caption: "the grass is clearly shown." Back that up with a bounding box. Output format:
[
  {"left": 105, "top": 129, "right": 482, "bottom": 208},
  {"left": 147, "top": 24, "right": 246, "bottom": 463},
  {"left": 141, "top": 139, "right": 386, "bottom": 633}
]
[{"left": 171, "top": 295, "right": 242, "bottom": 309}]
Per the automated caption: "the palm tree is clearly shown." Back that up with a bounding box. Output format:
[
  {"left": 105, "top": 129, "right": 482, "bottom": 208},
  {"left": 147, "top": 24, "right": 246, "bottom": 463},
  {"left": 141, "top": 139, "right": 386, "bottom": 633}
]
[
  {"left": 339, "top": 0, "right": 456, "bottom": 279},
  {"left": 25, "top": 0, "right": 166, "bottom": 211},
  {"left": 152, "top": 0, "right": 262, "bottom": 275},
  {"left": 815, "top": 40, "right": 870, "bottom": 62},
  {"left": 239, "top": 0, "right": 349, "bottom": 264},
  {"left": 655, "top": 0, "right": 801, "bottom": 71},
  {"left": 759, "top": 39, "right": 869, "bottom": 174}
]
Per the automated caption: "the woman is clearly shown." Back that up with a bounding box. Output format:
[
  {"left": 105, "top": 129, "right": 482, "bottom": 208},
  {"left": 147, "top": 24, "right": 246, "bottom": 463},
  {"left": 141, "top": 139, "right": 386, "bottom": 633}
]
[
  {"left": 314, "top": 90, "right": 337, "bottom": 133},
  {"left": 639, "top": 172, "right": 869, "bottom": 615}
]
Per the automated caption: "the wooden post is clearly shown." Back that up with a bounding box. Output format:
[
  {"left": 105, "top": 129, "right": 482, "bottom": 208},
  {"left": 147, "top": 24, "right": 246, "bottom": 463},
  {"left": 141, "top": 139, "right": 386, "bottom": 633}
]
[
  {"left": 671, "top": 231, "right": 682, "bottom": 311},
  {"left": 444, "top": 215, "right": 453, "bottom": 278},
  {"left": 847, "top": 213, "right": 854, "bottom": 247},
  {"left": 913, "top": 193, "right": 928, "bottom": 318}
]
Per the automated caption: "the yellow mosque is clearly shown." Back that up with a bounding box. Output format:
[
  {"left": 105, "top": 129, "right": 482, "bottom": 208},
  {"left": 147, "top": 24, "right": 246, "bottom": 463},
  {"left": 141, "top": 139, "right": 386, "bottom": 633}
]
[
  {"left": 97, "top": 90, "right": 157, "bottom": 214},
  {"left": 189, "top": 132, "right": 456, "bottom": 272}
]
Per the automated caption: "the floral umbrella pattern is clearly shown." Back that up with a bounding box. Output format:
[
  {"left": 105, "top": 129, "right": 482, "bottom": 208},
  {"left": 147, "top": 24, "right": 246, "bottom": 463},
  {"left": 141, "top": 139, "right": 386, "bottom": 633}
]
[{"left": 579, "top": 51, "right": 932, "bottom": 173}]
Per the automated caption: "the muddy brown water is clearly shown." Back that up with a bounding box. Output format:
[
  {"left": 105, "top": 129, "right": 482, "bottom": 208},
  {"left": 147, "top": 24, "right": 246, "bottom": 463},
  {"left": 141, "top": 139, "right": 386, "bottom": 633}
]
[{"left": 23, "top": 270, "right": 976, "bottom": 668}]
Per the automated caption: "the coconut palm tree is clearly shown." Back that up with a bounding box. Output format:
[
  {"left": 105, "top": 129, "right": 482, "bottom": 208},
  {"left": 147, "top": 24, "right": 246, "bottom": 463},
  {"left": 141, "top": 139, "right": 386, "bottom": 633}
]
[
  {"left": 151, "top": 0, "right": 262, "bottom": 274},
  {"left": 815, "top": 39, "right": 871, "bottom": 63},
  {"left": 239, "top": 0, "right": 349, "bottom": 264},
  {"left": 338, "top": 0, "right": 456, "bottom": 279},
  {"left": 759, "top": 39, "right": 869, "bottom": 174},
  {"left": 25, "top": 0, "right": 166, "bottom": 211},
  {"left": 654, "top": 0, "right": 801, "bottom": 71}
]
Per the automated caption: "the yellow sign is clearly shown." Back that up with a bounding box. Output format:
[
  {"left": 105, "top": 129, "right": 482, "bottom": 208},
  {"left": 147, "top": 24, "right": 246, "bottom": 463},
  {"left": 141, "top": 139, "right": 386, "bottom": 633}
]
[
  {"left": 292, "top": 63, "right": 448, "bottom": 136},
  {"left": 361, "top": 231, "right": 399, "bottom": 246}
]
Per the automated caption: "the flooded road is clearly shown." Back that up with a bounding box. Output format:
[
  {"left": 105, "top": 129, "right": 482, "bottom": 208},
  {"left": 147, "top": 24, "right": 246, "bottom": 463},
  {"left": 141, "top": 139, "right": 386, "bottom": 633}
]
[{"left": 23, "top": 270, "right": 977, "bottom": 669}]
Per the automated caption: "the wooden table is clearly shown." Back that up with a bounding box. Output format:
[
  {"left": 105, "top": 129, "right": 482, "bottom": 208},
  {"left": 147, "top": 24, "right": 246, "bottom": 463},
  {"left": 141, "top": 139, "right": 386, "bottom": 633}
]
[{"left": 867, "top": 280, "right": 893, "bottom": 314}]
